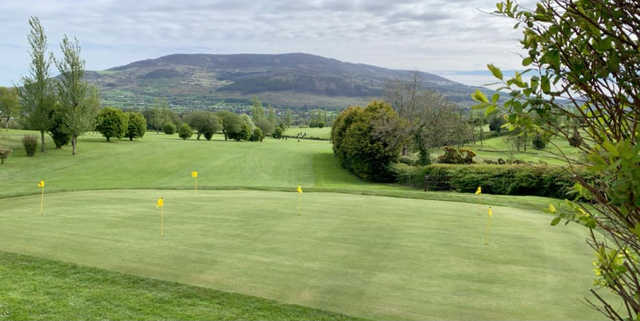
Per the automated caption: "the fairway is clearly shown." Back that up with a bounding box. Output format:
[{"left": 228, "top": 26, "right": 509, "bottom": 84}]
[
  {"left": 0, "top": 131, "right": 375, "bottom": 198},
  {"left": 0, "top": 189, "right": 599, "bottom": 320}
]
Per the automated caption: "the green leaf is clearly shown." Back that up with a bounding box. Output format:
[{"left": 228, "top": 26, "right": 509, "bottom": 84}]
[
  {"left": 491, "top": 93, "right": 500, "bottom": 104},
  {"left": 487, "top": 64, "right": 503, "bottom": 80},
  {"left": 484, "top": 105, "right": 497, "bottom": 116},
  {"left": 471, "top": 102, "right": 488, "bottom": 110},
  {"left": 551, "top": 217, "right": 562, "bottom": 226},
  {"left": 522, "top": 57, "right": 533, "bottom": 66},
  {"left": 541, "top": 76, "right": 551, "bottom": 93},
  {"left": 471, "top": 90, "right": 489, "bottom": 103}
]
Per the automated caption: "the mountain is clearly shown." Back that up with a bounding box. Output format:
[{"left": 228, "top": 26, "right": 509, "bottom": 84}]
[{"left": 87, "top": 53, "right": 490, "bottom": 110}]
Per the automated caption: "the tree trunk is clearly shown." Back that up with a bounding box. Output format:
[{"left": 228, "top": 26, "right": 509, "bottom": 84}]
[
  {"left": 40, "top": 130, "right": 45, "bottom": 153},
  {"left": 129, "top": 136, "right": 133, "bottom": 141},
  {"left": 197, "top": 133, "right": 201, "bottom": 140},
  {"left": 72, "top": 135, "right": 77, "bottom": 155},
  {"left": 402, "top": 145, "right": 408, "bottom": 156},
  {"left": 107, "top": 136, "right": 110, "bottom": 142}
]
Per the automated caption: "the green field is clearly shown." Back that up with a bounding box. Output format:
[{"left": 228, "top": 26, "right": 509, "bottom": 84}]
[
  {"left": 461, "top": 135, "right": 580, "bottom": 165},
  {"left": 283, "top": 127, "right": 331, "bottom": 140},
  {"left": 0, "top": 130, "right": 603, "bottom": 320}
]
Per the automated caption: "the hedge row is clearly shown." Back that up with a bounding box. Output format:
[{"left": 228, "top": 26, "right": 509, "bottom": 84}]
[{"left": 392, "top": 163, "right": 593, "bottom": 199}]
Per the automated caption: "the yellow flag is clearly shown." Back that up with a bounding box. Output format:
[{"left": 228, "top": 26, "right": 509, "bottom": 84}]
[
  {"left": 156, "top": 197, "right": 164, "bottom": 208},
  {"left": 297, "top": 186, "right": 303, "bottom": 194},
  {"left": 192, "top": 171, "right": 198, "bottom": 178},
  {"left": 488, "top": 207, "right": 493, "bottom": 217},
  {"left": 548, "top": 204, "right": 557, "bottom": 213},
  {"left": 38, "top": 180, "right": 45, "bottom": 188},
  {"left": 475, "top": 186, "right": 482, "bottom": 195}
]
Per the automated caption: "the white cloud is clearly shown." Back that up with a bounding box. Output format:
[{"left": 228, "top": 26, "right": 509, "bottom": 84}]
[{"left": 0, "top": 0, "right": 528, "bottom": 86}]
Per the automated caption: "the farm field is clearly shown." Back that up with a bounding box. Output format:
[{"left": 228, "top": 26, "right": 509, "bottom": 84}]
[{"left": 0, "top": 129, "right": 603, "bottom": 320}]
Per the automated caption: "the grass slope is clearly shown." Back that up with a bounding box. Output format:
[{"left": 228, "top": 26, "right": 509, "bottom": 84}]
[
  {"left": 0, "top": 190, "right": 600, "bottom": 320},
  {"left": 0, "top": 251, "right": 363, "bottom": 321},
  {"left": 0, "top": 130, "right": 374, "bottom": 198}
]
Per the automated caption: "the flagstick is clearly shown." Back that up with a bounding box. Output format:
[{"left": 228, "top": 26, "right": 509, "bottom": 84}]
[
  {"left": 160, "top": 206, "right": 164, "bottom": 237},
  {"left": 484, "top": 211, "right": 493, "bottom": 246},
  {"left": 195, "top": 177, "right": 198, "bottom": 192},
  {"left": 40, "top": 186, "right": 45, "bottom": 216}
]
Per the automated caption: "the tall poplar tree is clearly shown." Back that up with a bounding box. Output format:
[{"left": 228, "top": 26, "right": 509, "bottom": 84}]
[
  {"left": 55, "top": 35, "right": 99, "bottom": 155},
  {"left": 19, "top": 17, "right": 55, "bottom": 152}
]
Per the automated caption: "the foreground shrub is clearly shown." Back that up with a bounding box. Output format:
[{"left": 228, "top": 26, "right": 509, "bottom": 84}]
[
  {"left": 332, "top": 101, "right": 405, "bottom": 182},
  {"left": 22, "top": 135, "right": 38, "bottom": 157},
  {"left": 178, "top": 123, "right": 193, "bottom": 140},
  {"left": 163, "top": 122, "right": 176, "bottom": 135},
  {"left": 392, "top": 163, "right": 592, "bottom": 199}
]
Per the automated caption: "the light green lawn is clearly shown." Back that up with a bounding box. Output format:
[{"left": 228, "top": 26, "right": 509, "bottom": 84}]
[
  {"left": 283, "top": 126, "right": 331, "bottom": 139},
  {"left": 0, "top": 190, "right": 601, "bottom": 321},
  {"left": 0, "top": 130, "right": 374, "bottom": 197}
]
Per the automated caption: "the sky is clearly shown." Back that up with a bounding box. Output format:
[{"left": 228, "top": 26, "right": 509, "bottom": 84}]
[{"left": 0, "top": 0, "right": 536, "bottom": 87}]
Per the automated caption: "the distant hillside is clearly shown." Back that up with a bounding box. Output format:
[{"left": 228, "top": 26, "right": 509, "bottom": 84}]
[{"left": 86, "top": 53, "right": 491, "bottom": 110}]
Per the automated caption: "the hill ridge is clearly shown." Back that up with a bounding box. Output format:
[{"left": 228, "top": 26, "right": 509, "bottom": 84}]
[{"left": 87, "top": 52, "right": 489, "bottom": 110}]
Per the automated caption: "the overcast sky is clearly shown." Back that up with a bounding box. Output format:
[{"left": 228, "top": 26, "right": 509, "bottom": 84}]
[{"left": 0, "top": 0, "right": 536, "bottom": 87}]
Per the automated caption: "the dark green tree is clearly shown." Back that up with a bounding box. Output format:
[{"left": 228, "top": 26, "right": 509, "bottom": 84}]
[
  {"left": 217, "top": 111, "right": 242, "bottom": 141},
  {"left": 489, "top": 115, "right": 505, "bottom": 133},
  {"left": 163, "top": 122, "right": 176, "bottom": 135},
  {"left": 19, "top": 17, "right": 55, "bottom": 152},
  {"left": 95, "top": 107, "right": 128, "bottom": 142},
  {"left": 185, "top": 111, "right": 220, "bottom": 140},
  {"left": 250, "top": 127, "right": 265, "bottom": 142},
  {"left": 55, "top": 35, "right": 99, "bottom": 155},
  {"left": 126, "top": 112, "right": 147, "bottom": 141},
  {"left": 178, "top": 123, "right": 193, "bottom": 140},
  {"left": 48, "top": 104, "right": 71, "bottom": 149},
  {"left": 0, "top": 87, "right": 20, "bottom": 130},
  {"left": 331, "top": 101, "right": 405, "bottom": 182}
]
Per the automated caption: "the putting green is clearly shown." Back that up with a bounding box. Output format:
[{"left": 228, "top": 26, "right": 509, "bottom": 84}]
[{"left": 0, "top": 189, "right": 599, "bottom": 320}]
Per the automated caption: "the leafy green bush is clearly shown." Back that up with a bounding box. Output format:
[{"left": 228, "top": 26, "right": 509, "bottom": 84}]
[
  {"left": 0, "top": 149, "right": 11, "bottom": 165},
  {"left": 217, "top": 111, "right": 242, "bottom": 141},
  {"left": 437, "top": 147, "right": 476, "bottom": 164},
  {"left": 163, "top": 122, "right": 176, "bottom": 135},
  {"left": 126, "top": 112, "right": 147, "bottom": 141},
  {"left": 22, "top": 135, "right": 38, "bottom": 157},
  {"left": 178, "top": 123, "right": 193, "bottom": 140},
  {"left": 332, "top": 101, "right": 403, "bottom": 182},
  {"left": 532, "top": 134, "right": 546, "bottom": 150},
  {"left": 185, "top": 111, "right": 220, "bottom": 140},
  {"left": 272, "top": 125, "right": 284, "bottom": 139},
  {"left": 96, "top": 107, "right": 128, "bottom": 142},
  {"left": 250, "top": 127, "right": 265, "bottom": 142},
  {"left": 49, "top": 107, "right": 71, "bottom": 149},
  {"left": 392, "top": 163, "right": 592, "bottom": 199},
  {"left": 489, "top": 115, "right": 505, "bottom": 132}
]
